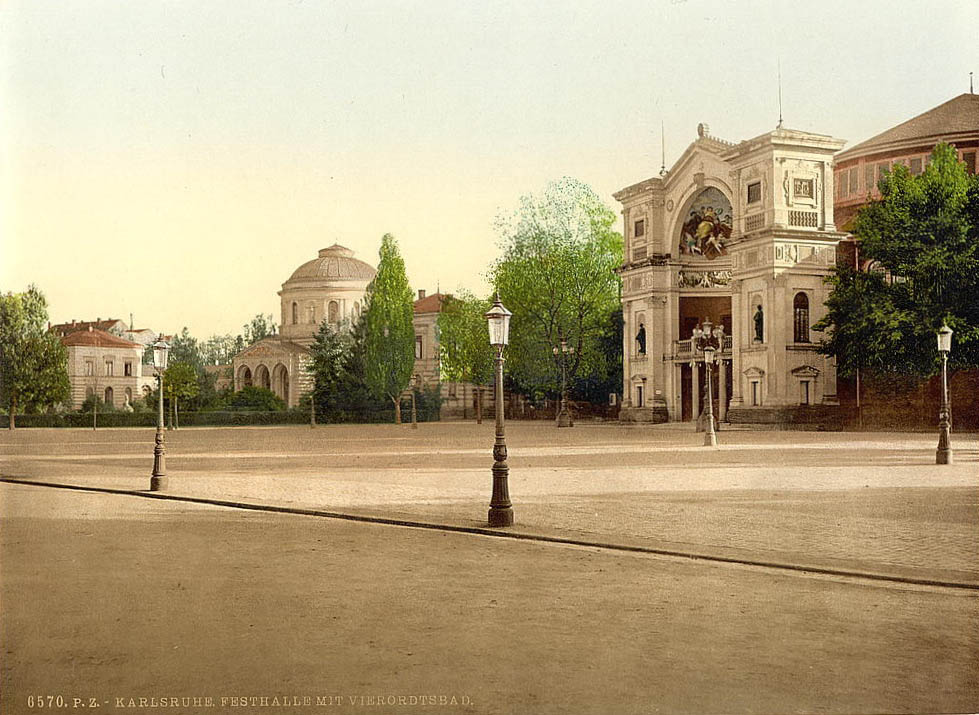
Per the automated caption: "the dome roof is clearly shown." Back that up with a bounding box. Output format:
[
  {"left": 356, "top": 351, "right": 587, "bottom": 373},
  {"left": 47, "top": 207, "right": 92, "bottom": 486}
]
[{"left": 286, "top": 244, "right": 376, "bottom": 283}]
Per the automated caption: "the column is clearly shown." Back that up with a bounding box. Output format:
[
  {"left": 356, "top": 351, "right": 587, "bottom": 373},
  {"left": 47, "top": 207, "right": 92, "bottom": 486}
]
[
  {"left": 719, "top": 360, "right": 728, "bottom": 421},
  {"left": 691, "top": 361, "right": 700, "bottom": 422},
  {"left": 621, "top": 301, "right": 632, "bottom": 408},
  {"left": 729, "top": 282, "right": 744, "bottom": 406}
]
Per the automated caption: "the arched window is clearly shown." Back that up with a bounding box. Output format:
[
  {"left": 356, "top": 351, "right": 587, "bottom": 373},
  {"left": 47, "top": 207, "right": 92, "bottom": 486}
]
[
  {"left": 291, "top": 302, "right": 298, "bottom": 325},
  {"left": 793, "top": 293, "right": 810, "bottom": 343},
  {"left": 104, "top": 386, "right": 114, "bottom": 406},
  {"left": 328, "top": 301, "right": 339, "bottom": 324}
]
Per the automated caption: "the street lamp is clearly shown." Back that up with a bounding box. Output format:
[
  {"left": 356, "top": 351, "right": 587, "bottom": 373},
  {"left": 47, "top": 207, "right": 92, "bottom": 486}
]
[
  {"left": 553, "top": 336, "right": 575, "bottom": 428},
  {"left": 692, "top": 318, "right": 724, "bottom": 447},
  {"left": 484, "top": 294, "right": 513, "bottom": 527},
  {"left": 936, "top": 323, "right": 953, "bottom": 465},
  {"left": 411, "top": 374, "right": 419, "bottom": 429},
  {"left": 150, "top": 337, "right": 170, "bottom": 491}
]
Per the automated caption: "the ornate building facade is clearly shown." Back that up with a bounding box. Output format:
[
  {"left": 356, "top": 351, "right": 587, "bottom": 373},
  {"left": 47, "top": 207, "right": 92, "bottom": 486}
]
[{"left": 616, "top": 123, "right": 846, "bottom": 424}]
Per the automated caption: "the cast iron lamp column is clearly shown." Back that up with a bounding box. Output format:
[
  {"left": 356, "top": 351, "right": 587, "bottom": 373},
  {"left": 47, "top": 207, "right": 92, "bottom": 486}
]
[
  {"left": 149, "top": 337, "right": 170, "bottom": 491},
  {"left": 411, "top": 375, "right": 419, "bottom": 429},
  {"left": 936, "top": 323, "right": 953, "bottom": 465},
  {"left": 485, "top": 295, "right": 513, "bottom": 527},
  {"left": 692, "top": 319, "right": 724, "bottom": 448},
  {"left": 553, "top": 337, "right": 575, "bottom": 428}
]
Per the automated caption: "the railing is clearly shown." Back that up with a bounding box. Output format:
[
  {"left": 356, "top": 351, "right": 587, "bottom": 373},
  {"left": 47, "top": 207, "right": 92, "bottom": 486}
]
[{"left": 672, "top": 335, "right": 733, "bottom": 360}]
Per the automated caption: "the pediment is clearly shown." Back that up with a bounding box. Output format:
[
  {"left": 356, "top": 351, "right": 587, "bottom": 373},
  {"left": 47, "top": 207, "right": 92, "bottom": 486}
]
[{"left": 791, "top": 365, "right": 821, "bottom": 378}]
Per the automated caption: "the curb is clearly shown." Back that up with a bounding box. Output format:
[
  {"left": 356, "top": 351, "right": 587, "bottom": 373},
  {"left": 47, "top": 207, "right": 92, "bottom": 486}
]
[{"left": 2, "top": 476, "right": 977, "bottom": 592}]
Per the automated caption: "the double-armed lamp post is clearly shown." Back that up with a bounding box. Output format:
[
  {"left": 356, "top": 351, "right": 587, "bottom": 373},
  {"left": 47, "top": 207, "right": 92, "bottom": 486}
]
[
  {"left": 936, "top": 323, "right": 953, "bottom": 465},
  {"left": 149, "top": 337, "right": 170, "bottom": 491},
  {"left": 485, "top": 295, "right": 513, "bottom": 527},
  {"left": 692, "top": 318, "right": 724, "bottom": 448},
  {"left": 553, "top": 336, "right": 574, "bottom": 428}
]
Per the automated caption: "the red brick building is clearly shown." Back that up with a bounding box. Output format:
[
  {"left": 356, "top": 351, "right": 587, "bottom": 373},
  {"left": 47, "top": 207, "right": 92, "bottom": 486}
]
[{"left": 831, "top": 93, "right": 979, "bottom": 428}]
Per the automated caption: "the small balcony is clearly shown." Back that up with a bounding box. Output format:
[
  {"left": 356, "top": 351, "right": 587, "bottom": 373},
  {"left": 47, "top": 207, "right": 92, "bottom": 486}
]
[{"left": 672, "top": 335, "right": 733, "bottom": 361}]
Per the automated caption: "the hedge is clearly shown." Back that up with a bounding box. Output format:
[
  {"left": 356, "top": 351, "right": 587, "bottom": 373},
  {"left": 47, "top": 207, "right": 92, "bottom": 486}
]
[{"left": 2, "top": 411, "right": 312, "bottom": 429}]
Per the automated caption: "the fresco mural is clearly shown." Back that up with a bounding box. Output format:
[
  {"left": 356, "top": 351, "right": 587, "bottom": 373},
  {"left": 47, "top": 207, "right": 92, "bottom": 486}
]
[{"left": 679, "top": 187, "right": 732, "bottom": 260}]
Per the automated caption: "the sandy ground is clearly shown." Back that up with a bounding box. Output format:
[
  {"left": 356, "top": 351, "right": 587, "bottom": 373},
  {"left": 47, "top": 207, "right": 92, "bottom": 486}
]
[
  {"left": 1, "top": 423, "right": 978, "bottom": 714},
  {"left": 2, "top": 483, "right": 978, "bottom": 715}
]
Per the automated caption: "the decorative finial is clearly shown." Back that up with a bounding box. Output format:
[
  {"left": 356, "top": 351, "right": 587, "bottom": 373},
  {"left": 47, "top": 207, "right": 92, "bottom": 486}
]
[
  {"left": 777, "top": 57, "right": 784, "bottom": 129},
  {"left": 971, "top": 71, "right": 974, "bottom": 94},
  {"left": 660, "top": 120, "right": 667, "bottom": 177},
  {"left": 697, "top": 123, "right": 708, "bottom": 138}
]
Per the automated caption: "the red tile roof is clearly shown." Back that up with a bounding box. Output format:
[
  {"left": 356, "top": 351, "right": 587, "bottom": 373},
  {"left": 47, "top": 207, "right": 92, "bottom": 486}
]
[
  {"left": 60, "top": 328, "right": 143, "bottom": 349},
  {"left": 838, "top": 94, "right": 979, "bottom": 160},
  {"left": 50, "top": 318, "right": 126, "bottom": 336},
  {"left": 413, "top": 292, "right": 447, "bottom": 314}
]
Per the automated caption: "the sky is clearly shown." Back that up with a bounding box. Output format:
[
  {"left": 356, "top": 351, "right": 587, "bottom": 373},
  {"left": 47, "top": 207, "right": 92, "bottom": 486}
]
[{"left": 1, "top": 0, "right": 976, "bottom": 339}]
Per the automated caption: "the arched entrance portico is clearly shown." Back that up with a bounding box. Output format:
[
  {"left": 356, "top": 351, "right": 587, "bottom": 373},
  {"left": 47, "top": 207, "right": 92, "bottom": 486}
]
[
  {"left": 238, "top": 365, "right": 253, "bottom": 388},
  {"left": 272, "top": 363, "right": 290, "bottom": 404},
  {"left": 255, "top": 364, "right": 271, "bottom": 390}
]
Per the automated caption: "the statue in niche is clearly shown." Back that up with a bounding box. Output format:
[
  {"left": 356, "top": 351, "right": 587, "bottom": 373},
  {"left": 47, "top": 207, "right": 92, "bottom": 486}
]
[
  {"left": 636, "top": 323, "right": 646, "bottom": 355},
  {"left": 753, "top": 305, "right": 764, "bottom": 342}
]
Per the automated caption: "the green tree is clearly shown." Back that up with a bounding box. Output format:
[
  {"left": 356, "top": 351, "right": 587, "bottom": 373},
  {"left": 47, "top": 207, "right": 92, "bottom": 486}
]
[
  {"left": 815, "top": 143, "right": 979, "bottom": 375},
  {"left": 363, "top": 234, "right": 415, "bottom": 423},
  {"left": 0, "top": 286, "right": 70, "bottom": 428},
  {"left": 228, "top": 385, "right": 286, "bottom": 411},
  {"left": 437, "top": 291, "right": 493, "bottom": 422},
  {"left": 242, "top": 314, "right": 276, "bottom": 346},
  {"left": 201, "top": 334, "right": 239, "bottom": 366},
  {"left": 491, "top": 177, "right": 623, "bottom": 399},
  {"left": 163, "top": 361, "right": 199, "bottom": 429}
]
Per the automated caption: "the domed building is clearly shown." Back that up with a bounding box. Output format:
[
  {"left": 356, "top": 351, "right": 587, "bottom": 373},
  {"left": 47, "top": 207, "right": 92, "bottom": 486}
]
[
  {"left": 232, "top": 244, "right": 376, "bottom": 407},
  {"left": 231, "top": 243, "right": 472, "bottom": 414}
]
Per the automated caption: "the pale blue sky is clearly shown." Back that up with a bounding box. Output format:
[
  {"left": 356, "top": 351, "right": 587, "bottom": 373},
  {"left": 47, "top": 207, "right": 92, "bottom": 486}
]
[{"left": 2, "top": 0, "right": 976, "bottom": 337}]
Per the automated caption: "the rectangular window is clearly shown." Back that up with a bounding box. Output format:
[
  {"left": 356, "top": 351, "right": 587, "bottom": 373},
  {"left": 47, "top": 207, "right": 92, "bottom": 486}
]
[
  {"left": 848, "top": 167, "right": 859, "bottom": 195},
  {"left": 964, "top": 152, "right": 977, "bottom": 175},
  {"left": 836, "top": 172, "right": 847, "bottom": 198},
  {"left": 85, "top": 361, "right": 94, "bottom": 376},
  {"left": 910, "top": 157, "right": 923, "bottom": 175},
  {"left": 124, "top": 361, "right": 133, "bottom": 377},
  {"left": 414, "top": 335, "right": 423, "bottom": 360},
  {"left": 794, "top": 178, "right": 814, "bottom": 199},
  {"left": 747, "top": 182, "right": 761, "bottom": 204},
  {"left": 636, "top": 384, "right": 644, "bottom": 408},
  {"left": 105, "top": 361, "right": 113, "bottom": 376},
  {"left": 865, "top": 164, "right": 875, "bottom": 193},
  {"left": 877, "top": 162, "right": 888, "bottom": 183},
  {"left": 633, "top": 219, "right": 645, "bottom": 238},
  {"left": 751, "top": 381, "right": 760, "bottom": 407}
]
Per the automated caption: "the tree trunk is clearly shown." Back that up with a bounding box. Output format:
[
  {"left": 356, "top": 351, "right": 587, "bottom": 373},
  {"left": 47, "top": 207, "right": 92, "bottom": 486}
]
[
  {"left": 393, "top": 396, "right": 402, "bottom": 424},
  {"left": 8, "top": 396, "right": 16, "bottom": 430},
  {"left": 93, "top": 397, "right": 98, "bottom": 431},
  {"left": 175, "top": 396, "right": 179, "bottom": 430},
  {"left": 462, "top": 383, "right": 468, "bottom": 420},
  {"left": 476, "top": 386, "right": 483, "bottom": 424}
]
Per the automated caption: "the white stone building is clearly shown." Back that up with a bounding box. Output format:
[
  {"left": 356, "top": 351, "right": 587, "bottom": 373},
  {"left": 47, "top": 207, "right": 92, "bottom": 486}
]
[
  {"left": 615, "top": 122, "right": 846, "bottom": 425},
  {"left": 233, "top": 244, "right": 375, "bottom": 407},
  {"left": 61, "top": 328, "right": 152, "bottom": 410}
]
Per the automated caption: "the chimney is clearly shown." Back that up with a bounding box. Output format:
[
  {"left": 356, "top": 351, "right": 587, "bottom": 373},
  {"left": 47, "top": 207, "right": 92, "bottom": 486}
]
[{"left": 418, "top": 289, "right": 426, "bottom": 300}]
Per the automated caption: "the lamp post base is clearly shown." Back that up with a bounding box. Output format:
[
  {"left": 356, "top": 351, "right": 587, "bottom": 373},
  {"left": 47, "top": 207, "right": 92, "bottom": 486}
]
[
  {"left": 556, "top": 410, "right": 573, "bottom": 428},
  {"left": 150, "top": 475, "right": 168, "bottom": 492},
  {"left": 704, "top": 430, "right": 717, "bottom": 447},
  {"left": 936, "top": 447, "right": 953, "bottom": 465},
  {"left": 488, "top": 506, "right": 514, "bottom": 527}
]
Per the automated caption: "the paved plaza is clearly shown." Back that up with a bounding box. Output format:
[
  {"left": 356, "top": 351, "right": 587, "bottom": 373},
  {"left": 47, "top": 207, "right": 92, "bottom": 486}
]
[{"left": 1, "top": 423, "right": 978, "bottom": 714}]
